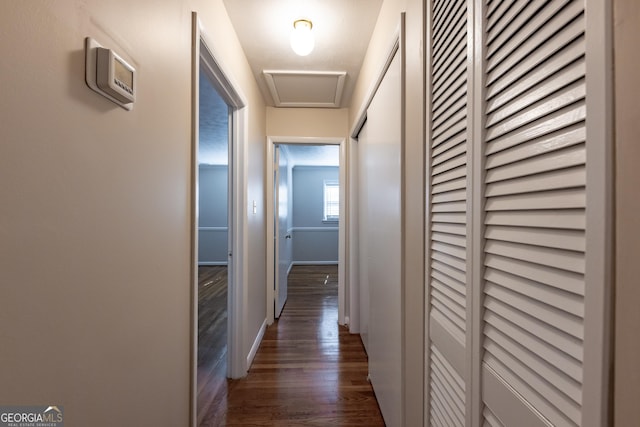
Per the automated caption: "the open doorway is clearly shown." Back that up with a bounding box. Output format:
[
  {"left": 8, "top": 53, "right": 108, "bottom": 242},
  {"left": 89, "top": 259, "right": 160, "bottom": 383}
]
[
  {"left": 195, "top": 59, "right": 231, "bottom": 419},
  {"left": 191, "top": 13, "right": 249, "bottom": 424},
  {"left": 266, "top": 138, "right": 347, "bottom": 325}
]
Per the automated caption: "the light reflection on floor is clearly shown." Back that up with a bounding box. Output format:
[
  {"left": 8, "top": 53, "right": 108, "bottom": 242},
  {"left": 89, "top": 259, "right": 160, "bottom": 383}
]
[{"left": 197, "top": 264, "right": 384, "bottom": 426}]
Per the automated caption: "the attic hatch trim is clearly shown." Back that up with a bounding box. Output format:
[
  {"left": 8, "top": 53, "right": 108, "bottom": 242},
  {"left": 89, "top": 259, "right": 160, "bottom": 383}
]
[{"left": 263, "top": 70, "right": 346, "bottom": 108}]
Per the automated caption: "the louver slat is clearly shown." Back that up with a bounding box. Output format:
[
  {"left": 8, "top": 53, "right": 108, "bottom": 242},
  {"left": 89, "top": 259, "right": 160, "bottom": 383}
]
[
  {"left": 433, "top": 121, "right": 466, "bottom": 149},
  {"left": 486, "top": 60, "right": 585, "bottom": 127},
  {"left": 486, "top": 0, "right": 513, "bottom": 30},
  {"left": 428, "top": 0, "right": 468, "bottom": 425},
  {"left": 432, "top": 297, "right": 466, "bottom": 334},
  {"left": 485, "top": 124, "right": 585, "bottom": 169},
  {"left": 487, "top": 1, "right": 580, "bottom": 75},
  {"left": 485, "top": 187, "right": 585, "bottom": 211},
  {"left": 433, "top": 177, "right": 467, "bottom": 195},
  {"left": 433, "top": 139, "right": 466, "bottom": 167},
  {"left": 430, "top": 344, "right": 466, "bottom": 423},
  {"left": 484, "top": 309, "right": 583, "bottom": 382},
  {"left": 481, "top": 2, "right": 587, "bottom": 426},
  {"left": 485, "top": 103, "right": 586, "bottom": 155},
  {"left": 485, "top": 85, "right": 585, "bottom": 142},
  {"left": 485, "top": 240, "right": 585, "bottom": 275},
  {"left": 433, "top": 62, "right": 466, "bottom": 110},
  {"left": 485, "top": 253, "right": 584, "bottom": 296},
  {"left": 433, "top": 100, "right": 467, "bottom": 138},
  {"left": 484, "top": 297, "right": 583, "bottom": 362},
  {"left": 485, "top": 281, "right": 583, "bottom": 339},
  {"left": 432, "top": 270, "right": 466, "bottom": 300},
  {"left": 485, "top": 209, "right": 585, "bottom": 230},
  {"left": 487, "top": 1, "right": 545, "bottom": 50},
  {"left": 433, "top": 1, "right": 465, "bottom": 54},
  {"left": 434, "top": 84, "right": 467, "bottom": 129},
  {"left": 486, "top": 6, "right": 585, "bottom": 86},
  {"left": 485, "top": 166, "right": 586, "bottom": 198},
  {"left": 433, "top": 11, "right": 466, "bottom": 74}
]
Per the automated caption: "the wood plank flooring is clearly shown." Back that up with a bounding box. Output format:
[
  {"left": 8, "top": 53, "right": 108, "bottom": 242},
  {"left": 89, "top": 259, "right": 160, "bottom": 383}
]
[
  {"left": 198, "top": 265, "right": 385, "bottom": 426},
  {"left": 197, "top": 266, "right": 228, "bottom": 425}
]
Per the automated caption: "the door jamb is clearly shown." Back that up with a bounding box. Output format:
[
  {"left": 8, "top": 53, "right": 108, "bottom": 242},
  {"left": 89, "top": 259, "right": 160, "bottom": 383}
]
[
  {"left": 191, "top": 11, "right": 249, "bottom": 426},
  {"left": 265, "top": 136, "right": 347, "bottom": 325}
]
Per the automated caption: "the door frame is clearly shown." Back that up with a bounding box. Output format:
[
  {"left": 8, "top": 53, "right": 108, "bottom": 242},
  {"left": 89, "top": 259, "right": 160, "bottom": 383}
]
[
  {"left": 349, "top": 22, "right": 402, "bottom": 338},
  {"left": 272, "top": 145, "right": 289, "bottom": 318},
  {"left": 349, "top": 14, "right": 425, "bottom": 425},
  {"left": 265, "top": 136, "right": 347, "bottom": 325},
  {"left": 190, "top": 12, "right": 249, "bottom": 426}
]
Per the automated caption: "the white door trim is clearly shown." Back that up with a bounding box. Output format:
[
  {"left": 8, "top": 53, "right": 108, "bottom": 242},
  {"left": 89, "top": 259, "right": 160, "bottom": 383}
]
[
  {"left": 349, "top": 21, "right": 402, "bottom": 338},
  {"left": 273, "top": 145, "right": 284, "bottom": 318},
  {"left": 191, "top": 11, "right": 249, "bottom": 426},
  {"left": 265, "top": 136, "right": 347, "bottom": 326},
  {"left": 583, "top": 0, "right": 614, "bottom": 424}
]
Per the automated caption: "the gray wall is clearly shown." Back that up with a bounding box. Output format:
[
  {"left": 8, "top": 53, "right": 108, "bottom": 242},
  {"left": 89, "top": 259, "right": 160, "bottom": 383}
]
[
  {"left": 292, "top": 166, "right": 339, "bottom": 263},
  {"left": 198, "top": 165, "right": 228, "bottom": 264}
]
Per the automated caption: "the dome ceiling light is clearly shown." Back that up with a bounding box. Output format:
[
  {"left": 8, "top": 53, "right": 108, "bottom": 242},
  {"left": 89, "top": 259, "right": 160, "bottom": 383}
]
[{"left": 290, "top": 19, "right": 314, "bottom": 56}]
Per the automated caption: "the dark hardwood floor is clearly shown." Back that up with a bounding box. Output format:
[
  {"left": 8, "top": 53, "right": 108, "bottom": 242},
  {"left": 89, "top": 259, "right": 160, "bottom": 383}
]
[
  {"left": 198, "top": 265, "right": 385, "bottom": 426},
  {"left": 197, "top": 266, "right": 228, "bottom": 425}
]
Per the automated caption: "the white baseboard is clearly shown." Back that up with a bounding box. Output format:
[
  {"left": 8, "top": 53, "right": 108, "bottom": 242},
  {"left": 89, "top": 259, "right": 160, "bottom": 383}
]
[
  {"left": 287, "top": 262, "right": 294, "bottom": 276},
  {"left": 246, "top": 318, "right": 267, "bottom": 369},
  {"left": 291, "top": 226, "right": 339, "bottom": 232},
  {"left": 291, "top": 261, "right": 339, "bottom": 265}
]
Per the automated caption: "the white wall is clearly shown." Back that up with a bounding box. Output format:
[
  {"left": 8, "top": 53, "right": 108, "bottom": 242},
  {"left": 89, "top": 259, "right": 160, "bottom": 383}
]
[
  {"left": 349, "top": 0, "right": 407, "bottom": 128},
  {"left": 267, "top": 107, "right": 348, "bottom": 137},
  {"left": 0, "top": 1, "right": 266, "bottom": 425}
]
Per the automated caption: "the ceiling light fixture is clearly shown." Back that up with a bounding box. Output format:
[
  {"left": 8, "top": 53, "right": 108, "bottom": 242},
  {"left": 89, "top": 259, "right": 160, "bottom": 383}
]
[{"left": 290, "top": 19, "right": 314, "bottom": 56}]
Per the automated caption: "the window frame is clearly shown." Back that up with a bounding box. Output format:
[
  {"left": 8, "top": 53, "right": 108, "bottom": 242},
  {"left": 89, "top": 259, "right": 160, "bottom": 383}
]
[{"left": 323, "top": 179, "right": 339, "bottom": 222}]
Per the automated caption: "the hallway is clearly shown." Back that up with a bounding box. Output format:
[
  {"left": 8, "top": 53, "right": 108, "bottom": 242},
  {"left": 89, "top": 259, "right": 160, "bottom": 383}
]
[{"left": 198, "top": 265, "right": 384, "bottom": 426}]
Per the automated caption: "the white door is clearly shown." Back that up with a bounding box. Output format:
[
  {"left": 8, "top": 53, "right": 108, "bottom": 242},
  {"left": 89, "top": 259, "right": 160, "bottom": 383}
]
[
  {"left": 274, "top": 146, "right": 290, "bottom": 317},
  {"left": 360, "top": 49, "right": 403, "bottom": 427},
  {"left": 426, "top": 0, "right": 471, "bottom": 424},
  {"left": 357, "top": 122, "right": 370, "bottom": 353},
  {"left": 425, "top": 1, "right": 611, "bottom": 426}
]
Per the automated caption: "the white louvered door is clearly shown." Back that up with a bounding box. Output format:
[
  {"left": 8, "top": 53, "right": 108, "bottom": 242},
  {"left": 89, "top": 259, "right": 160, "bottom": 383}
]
[
  {"left": 481, "top": 1, "right": 587, "bottom": 426},
  {"left": 427, "top": 0, "right": 470, "bottom": 425},
  {"left": 426, "top": 1, "right": 611, "bottom": 426}
]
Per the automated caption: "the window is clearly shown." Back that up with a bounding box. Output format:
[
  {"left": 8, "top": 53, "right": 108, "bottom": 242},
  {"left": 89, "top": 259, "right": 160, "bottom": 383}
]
[{"left": 323, "top": 180, "right": 339, "bottom": 221}]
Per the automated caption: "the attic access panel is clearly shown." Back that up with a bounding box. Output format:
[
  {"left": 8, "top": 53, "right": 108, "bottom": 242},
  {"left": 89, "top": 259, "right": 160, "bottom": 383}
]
[{"left": 263, "top": 70, "right": 346, "bottom": 108}]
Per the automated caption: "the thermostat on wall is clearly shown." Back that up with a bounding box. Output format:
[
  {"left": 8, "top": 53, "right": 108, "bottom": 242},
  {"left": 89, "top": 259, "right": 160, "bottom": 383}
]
[{"left": 85, "top": 37, "right": 136, "bottom": 110}]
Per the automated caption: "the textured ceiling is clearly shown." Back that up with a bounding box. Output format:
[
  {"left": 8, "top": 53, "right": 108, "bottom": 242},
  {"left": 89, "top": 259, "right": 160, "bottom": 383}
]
[
  {"left": 223, "top": 0, "right": 383, "bottom": 108},
  {"left": 199, "top": 69, "right": 228, "bottom": 165},
  {"left": 281, "top": 144, "right": 340, "bottom": 166}
]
